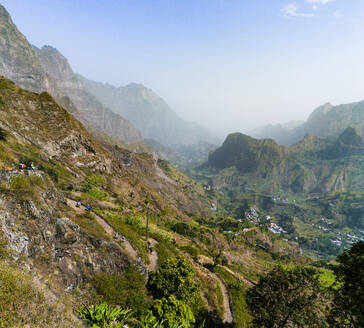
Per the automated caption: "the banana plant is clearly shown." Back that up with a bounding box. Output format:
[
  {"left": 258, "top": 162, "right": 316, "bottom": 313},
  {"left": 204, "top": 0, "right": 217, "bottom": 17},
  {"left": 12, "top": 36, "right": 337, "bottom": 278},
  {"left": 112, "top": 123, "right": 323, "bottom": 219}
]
[{"left": 78, "top": 302, "right": 133, "bottom": 328}]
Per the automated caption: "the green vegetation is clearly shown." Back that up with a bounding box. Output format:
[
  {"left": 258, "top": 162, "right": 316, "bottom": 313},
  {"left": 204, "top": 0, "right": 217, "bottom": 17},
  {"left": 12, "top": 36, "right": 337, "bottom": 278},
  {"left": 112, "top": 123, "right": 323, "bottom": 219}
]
[
  {"left": 83, "top": 174, "right": 109, "bottom": 201},
  {"left": 9, "top": 175, "right": 43, "bottom": 190},
  {"left": 329, "top": 241, "right": 364, "bottom": 327},
  {"left": 0, "top": 261, "right": 76, "bottom": 327},
  {"left": 72, "top": 211, "right": 109, "bottom": 240},
  {"left": 246, "top": 265, "right": 328, "bottom": 328},
  {"left": 78, "top": 302, "right": 133, "bottom": 328},
  {"left": 92, "top": 267, "right": 150, "bottom": 315},
  {"left": 148, "top": 257, "right": 200, "bottom": 304},
  {"left": 153, "top": 296, "right": 195, "bottom": 327},
  {"left": 213, "top": 267, "right": 252, "bottom": 328}
]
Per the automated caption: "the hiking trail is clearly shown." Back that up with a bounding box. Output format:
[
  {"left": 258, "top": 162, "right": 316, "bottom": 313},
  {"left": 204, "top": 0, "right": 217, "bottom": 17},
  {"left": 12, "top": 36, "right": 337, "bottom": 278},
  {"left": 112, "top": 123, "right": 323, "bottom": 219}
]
[
  {"left": 211, "top": 271, "right": 233, "bottom": 323},
  {"left": 147, "top": 238, "right": 158, "bottom": 273},
  {"left": 66, "top": 199, "right": 138, "bottom": 262}
]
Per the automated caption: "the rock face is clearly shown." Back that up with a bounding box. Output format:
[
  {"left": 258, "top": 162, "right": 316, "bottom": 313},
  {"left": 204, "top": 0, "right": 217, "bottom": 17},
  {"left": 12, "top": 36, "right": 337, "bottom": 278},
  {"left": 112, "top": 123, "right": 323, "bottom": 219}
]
[
  {"left": 79, "top": 75, "right": 219, "bottom": 147},
  {"left": 0, "top": 5, "right": 59, "bottom": 96},
  {"left": 0, "top": 4, "right": 141, "bottom": 145},
  {"left": 201, "top": 129, "right": 364, "bottom": 194},
  {"left": 34, "top": 46, "right": 141, "bottom": 144}
]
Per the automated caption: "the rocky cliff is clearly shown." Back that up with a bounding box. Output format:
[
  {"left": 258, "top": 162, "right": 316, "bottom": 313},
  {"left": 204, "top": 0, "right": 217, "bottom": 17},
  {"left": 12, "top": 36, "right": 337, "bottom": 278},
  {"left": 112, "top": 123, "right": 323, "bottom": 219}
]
[{"left": 0, "top": 4, "right": 141, "bottom": 145}]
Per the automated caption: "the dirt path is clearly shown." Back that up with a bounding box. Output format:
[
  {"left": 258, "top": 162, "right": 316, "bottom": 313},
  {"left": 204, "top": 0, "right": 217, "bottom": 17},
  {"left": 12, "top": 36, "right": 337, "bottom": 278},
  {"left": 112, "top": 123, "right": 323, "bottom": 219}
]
[
  {"left": 147, "top": 238, "right": 158, "bottom": 272},
  {"left": 221, "top": 266, "right": 256, "bottom": 287},
  {"left": 180, "top": 249, "right": 233, "bottom": 324},
  {"left": 66, "top": 199, "right": 138, "bottom": 261},
  {"left": 211, "top": 271, "right": 233, "bottom": 323}
]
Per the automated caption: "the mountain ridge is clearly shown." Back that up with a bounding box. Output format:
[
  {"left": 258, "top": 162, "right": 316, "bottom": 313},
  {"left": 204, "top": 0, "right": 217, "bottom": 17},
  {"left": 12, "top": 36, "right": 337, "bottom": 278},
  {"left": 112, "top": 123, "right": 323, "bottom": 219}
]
[{"left": 78, "top": 74, "right": 220, "bottom": 147}]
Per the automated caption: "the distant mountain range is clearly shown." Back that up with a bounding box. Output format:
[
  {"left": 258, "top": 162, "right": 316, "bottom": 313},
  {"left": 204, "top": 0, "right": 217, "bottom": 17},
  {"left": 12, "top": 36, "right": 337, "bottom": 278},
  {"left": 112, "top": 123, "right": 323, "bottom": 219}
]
[
  {"left": 79, "top": 75, "right": 219, "bottom": 148},
  {"left": 200, "top": 127, "right": 364, "bottom": 194},
  {"left": 251, "top": 101, "right": 364, "bottom": 145}
]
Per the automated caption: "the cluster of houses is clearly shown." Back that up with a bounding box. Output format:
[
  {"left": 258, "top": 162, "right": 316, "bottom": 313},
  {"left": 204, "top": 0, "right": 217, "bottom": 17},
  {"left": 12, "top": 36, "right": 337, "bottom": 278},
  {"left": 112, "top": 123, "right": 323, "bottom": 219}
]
[
  {"left": 268, "top": 222, "right": 287, "bottom": 234},
  {"left": 310, "top": 217, "right": 363, "bottom": 247}
]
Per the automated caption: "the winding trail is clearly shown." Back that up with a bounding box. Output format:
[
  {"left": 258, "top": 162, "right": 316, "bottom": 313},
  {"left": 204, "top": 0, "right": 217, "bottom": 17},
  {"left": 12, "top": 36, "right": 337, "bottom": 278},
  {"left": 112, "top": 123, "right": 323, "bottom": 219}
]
[
  {"left": 211, "top": 271, "right": 233, "bottom": 323},
  {"left": 180, "top": 248, "right": 233, "bottom": 324},
  {"left": 221, "top": 265, "right": 256, "bottom": 287},
  {"left": 66, "top": 199, "right": 138, "bottom": 261},
  {"left": 147, "top": 238, "right": 158, "bottom": 273}
]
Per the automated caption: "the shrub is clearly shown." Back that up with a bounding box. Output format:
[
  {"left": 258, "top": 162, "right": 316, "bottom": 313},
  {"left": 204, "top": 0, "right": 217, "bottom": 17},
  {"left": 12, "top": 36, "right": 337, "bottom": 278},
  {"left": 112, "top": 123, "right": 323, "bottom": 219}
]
[
  {"left": 92, "top": 266, "right": 150, "bottom": 315},
  {"left": 78, "top": 302, "right": 133, "bottom": 328},
  {"left": 0, "top": 95, "right": 4, "bottom": 105},
  {"left": 147, "top": 257, "right": 200, "bottom": 305},
  {"left": 180, "top": 245, "right": 199, "bottom": 260},
  {"left": 153, "top": 295, "right": 195, "bottom": 328},
  {"left": 246, "top": 265, "right": 327, "bottom": 328},
  {"left": 329, "top": 241, "right": 364, "bottom": 327},
  {"left": 83, "top": 174, "right": 108, "bottom": 201}
]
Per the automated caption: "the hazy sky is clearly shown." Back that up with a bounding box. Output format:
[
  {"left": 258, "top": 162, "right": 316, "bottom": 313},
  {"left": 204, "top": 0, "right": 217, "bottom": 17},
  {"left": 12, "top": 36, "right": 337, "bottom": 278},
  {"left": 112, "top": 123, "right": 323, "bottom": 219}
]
[{"left": 2, "top": 0, "right": 364, "bottom": 137}]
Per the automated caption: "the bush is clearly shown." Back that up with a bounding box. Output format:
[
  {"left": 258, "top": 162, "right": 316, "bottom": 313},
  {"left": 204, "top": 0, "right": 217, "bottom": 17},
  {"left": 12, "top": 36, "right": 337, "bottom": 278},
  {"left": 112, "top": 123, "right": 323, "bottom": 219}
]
[
  {"left": 246, "top": 265, "right": 327, "bottom": 328},
  {"left": 153, "top": 296, "right": 195, "bottom": 328},
  {"left": 92, "top": 266, "right": 150, "bottom": 315},
  {"left": 180, "top": 245, "right": 199, "bottom": 260},
  {"left": 0, "top": 96, "right": 4, "bottom": 105},
  {"left": 83, "top": 174, "right": 109, "bottom": 201},
  {"left": 329, "top": 241, "right": 364, "bottom": 327},
  {"left": 78, "top": 302, "right": 133, "bottom": 328},
  {"left": 147, "top": 257, "right": 200, "bottom": 305}
]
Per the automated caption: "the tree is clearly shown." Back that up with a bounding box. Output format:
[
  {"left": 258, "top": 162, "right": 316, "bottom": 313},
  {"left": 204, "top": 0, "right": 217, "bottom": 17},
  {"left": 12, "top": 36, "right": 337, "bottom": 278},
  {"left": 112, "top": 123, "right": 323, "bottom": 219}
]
[
  {"left": 246, "top": 265, "right": 328, "bottom": 328},
  {"left": 153, "top": 295, "right": 195, "bottom": 327},
  {"left": 147, "top": 257, "right": 200, "bottom": 305},
  {"left": 329, "top": 241, "right": 364, "bottom": 327}
]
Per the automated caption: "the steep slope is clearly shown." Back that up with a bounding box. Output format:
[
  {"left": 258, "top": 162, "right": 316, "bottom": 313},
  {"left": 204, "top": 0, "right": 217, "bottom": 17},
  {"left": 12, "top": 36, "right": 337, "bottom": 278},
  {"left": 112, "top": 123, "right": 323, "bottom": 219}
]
[
  {"left": 0, "top": 77, "right": 302, "bottom": 327},
  {"left": 79, "top": 75, "right": 219, "bottom": 147},
  {"left": 0, "top": 4, "right": 141, "bottom": 145}
]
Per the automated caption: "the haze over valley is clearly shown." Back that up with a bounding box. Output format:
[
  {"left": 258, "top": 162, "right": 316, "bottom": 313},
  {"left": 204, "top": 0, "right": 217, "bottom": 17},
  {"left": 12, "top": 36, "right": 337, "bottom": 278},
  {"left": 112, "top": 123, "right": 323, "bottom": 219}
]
[{"left": 0, "top": 2, "right": 363, "bottom": 328}]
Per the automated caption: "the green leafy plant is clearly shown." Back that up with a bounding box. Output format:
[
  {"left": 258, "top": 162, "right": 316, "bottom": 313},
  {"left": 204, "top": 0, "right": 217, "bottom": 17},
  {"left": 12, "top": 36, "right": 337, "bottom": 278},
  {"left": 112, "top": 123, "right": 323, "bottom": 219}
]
[
  {"left": 78, "top": 302, "right": 133, "bottom": 328},
  {"left": 147, "top": 257, "right": 200, "bottom": 305},
  {"left": 152, "top": 295, "right": 195, "bottom": 328}
]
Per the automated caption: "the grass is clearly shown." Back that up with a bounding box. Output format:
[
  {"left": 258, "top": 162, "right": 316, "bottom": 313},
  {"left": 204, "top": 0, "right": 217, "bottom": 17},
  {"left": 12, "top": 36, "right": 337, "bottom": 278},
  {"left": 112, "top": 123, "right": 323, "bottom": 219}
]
[
  {"left": 91, "top": 266, "right": 150, "bottom": 315},
  {"left": 72, "top": 211, "right": 109, "bottom": 240},
  {"left": 0, "top": 261, "right": 80, "bottom": 327},
  {"left": 105, "top": 213, "right": 149, "bottom": 263}
]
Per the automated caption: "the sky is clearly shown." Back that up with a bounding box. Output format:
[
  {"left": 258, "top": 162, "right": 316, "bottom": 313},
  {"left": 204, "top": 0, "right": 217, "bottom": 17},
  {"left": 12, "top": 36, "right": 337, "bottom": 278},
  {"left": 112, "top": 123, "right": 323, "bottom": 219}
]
[{"left": 2, "top": 0, "right": 364, "bottom": 137}]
